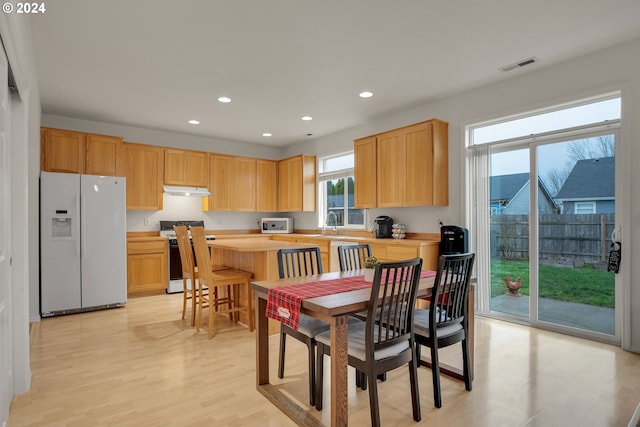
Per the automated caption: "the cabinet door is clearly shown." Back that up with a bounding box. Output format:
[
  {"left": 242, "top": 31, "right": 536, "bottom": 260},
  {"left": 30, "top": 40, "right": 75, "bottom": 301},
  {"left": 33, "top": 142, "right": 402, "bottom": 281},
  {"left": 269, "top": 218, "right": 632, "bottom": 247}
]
[
  {"left": 164, "top": 148, "right": 186, "bottom": 185},
  {"left": 403, "top": 121, "right": 433, "bottom": 206},
  {"left": 376, "top": 129, "right": 403, "bottom": 207},
  {"left": 185, "top": 150, "right": 208, "bottom": 187},
  {"left": 42, "top": 128, "right": 86, "bottom": 174},
  {"left": 124, "top": 143, "right": 164, "bottom": 210},
  {"left": 256, "top": 159, "right": 278, "bottom": 212},
  {"left": 85, "top": 133, "right": 123, "bottom": 176},
  {"left": 164, "top": 148, "right": 208, "bottom": 187},
  {"left": 354, "top": 136, "right": 377, "bottom": 208},
  {"left": 233, "top": 157, "right": 256, "bottom": 211},
  {"left": 277, "top": 157, "right": 296, "bottom": 211},
  {"left": 203, "top": 154, "right": 233, "bottom": 211},
  {"left": 431, "top": 119, "right": 449, "bottom": 206},
  {"left": 127, "top": 251, "right": 167, "bottom": 295},
  {"left": 278, "top": 155, "right": 316, "bottom": 212}
]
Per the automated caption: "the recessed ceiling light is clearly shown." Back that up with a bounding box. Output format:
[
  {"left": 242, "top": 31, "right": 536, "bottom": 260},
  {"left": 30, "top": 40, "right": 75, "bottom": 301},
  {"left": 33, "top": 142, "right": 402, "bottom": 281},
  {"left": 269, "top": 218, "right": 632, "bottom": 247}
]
[
  {"left": 262, "top": 132, "right": 272, "bottom": 137},
  {"left": 301, "top": 116, "right": 313, "bottom": 121},
  {"left": 217, "top": 96, "right": 232, "bottom": 103},
  {"left": 188, "top": 119, "right": 200, "bottom": 125},
  {"left": 359, "top": 91, "right": 374, "bottom": 98}
]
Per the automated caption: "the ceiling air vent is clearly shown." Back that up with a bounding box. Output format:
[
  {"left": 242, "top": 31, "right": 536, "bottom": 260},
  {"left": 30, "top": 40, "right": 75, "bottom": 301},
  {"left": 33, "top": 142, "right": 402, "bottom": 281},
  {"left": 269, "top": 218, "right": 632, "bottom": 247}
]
[{"left": 500, "top": 57, "right": 538, "bottom": 72}]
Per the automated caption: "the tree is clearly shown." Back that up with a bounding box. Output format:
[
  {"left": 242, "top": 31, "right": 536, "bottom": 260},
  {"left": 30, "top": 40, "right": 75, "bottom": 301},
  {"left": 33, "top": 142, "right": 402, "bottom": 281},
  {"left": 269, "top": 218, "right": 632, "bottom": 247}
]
[
  {"left": 326, "top": 180, "right": 335, "bottom": 195},
  {"left": 567, "top": 135, "right": 614, "bottom": 162}
]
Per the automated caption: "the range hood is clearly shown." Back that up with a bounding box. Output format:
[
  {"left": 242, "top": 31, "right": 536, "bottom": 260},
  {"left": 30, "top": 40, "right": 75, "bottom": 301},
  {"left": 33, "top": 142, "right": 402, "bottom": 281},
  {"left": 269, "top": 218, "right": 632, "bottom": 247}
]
[{"left": 163, "top": 185, "right": 211, "bottom": 197}]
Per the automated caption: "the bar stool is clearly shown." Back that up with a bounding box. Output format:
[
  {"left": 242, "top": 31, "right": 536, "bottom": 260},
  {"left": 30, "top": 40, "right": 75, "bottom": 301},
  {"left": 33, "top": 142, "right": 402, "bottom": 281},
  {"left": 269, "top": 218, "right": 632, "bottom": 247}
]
[{"left": 191, "top": 226, "right": 254, "bottom": 338}]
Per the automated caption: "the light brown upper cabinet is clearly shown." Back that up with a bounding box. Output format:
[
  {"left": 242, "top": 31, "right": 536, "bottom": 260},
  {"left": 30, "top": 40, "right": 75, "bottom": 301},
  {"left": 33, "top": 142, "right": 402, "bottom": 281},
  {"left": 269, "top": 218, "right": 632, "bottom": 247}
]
[
  {"left": 123, "top": 142, "right": 164, "bottom": 210},
  {"left": 203, "top": 154, "right": 279, "bottom": 212},
  {"left": 278, "top": 154, "right": 316, "bottom": 212},
  {"left": 354, "top": 136, "right": 377, "bottom": 208},
  {"left": 233, "top": 157, "right": 257, "bottom": 212},
  {"left": 86, "top": 133, "right": 123, "bottom": 176},
  {"left": 256, "top": 159, "right": 278, "bottom": 212},
  {"left": 403, "top": 120, "right": 448, "bottom": 206},
  {"left": 376, "top": 129, "right": 404, "bottom": 208},
  {"left": 353, "top": 118, "right": 448, "bottom": 208},
  {"left": 202, "top": 153, "right": 233, "bottom": 211},
  {"left": 163, "top": 148, "right": 208, "bottom": 187},
  {"left": 41, "top": 127, "right": 123, "bottom": 176}
]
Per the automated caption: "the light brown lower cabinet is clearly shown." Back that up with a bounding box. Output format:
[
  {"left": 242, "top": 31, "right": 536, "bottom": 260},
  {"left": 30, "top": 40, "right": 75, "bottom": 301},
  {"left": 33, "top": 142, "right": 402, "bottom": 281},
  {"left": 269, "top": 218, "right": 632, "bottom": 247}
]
[{"left": 127, "top": 238, "right": 167, "bottom": 296}]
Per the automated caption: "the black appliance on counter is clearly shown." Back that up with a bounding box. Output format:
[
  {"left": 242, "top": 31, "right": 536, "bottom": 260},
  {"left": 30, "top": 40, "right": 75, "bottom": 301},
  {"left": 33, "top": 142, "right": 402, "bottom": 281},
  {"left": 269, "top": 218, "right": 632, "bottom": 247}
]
[
  {"left": 440, "top": 225, "right": 469, "bottom": 255},
  {"left": 375, "top": 216, "right": 394, "bottom": 238}
]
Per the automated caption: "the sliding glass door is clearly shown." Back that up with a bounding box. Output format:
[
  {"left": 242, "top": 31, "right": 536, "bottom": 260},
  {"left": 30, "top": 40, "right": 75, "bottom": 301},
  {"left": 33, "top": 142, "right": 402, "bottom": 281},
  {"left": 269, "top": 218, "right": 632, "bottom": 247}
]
[
  {"left": 536, "top": 137, "right": 616, "bottom": 335},
  {"left": 470, "top": 95, "right": 621, "bottom": 343}
]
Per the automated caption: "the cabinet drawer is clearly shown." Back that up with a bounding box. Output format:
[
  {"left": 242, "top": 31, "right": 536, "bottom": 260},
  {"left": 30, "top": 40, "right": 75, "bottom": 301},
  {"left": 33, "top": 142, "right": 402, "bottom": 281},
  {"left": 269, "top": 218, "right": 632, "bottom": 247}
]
[
  {"left": 368, "top": 243, "right": 387, "bottom": 260},
  {"left": 387, "top": 245, "right": 419, "bottom": 260},
  {"left": 127, "top": 240, "right": 167, "bottom": 255}
]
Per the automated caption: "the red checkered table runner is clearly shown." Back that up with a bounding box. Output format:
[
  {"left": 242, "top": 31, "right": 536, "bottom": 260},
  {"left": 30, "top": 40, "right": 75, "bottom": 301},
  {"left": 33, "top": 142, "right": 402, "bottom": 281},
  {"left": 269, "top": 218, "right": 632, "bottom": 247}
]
[{"left": 266, "top": 270, "right": 435, "bottom": 330}]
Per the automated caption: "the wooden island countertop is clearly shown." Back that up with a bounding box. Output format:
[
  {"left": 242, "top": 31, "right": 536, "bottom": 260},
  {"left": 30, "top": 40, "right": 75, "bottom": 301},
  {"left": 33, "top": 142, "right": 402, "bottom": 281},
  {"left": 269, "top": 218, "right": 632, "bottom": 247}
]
[
  {"left": 208, "top": 238, "right": 318, "bottom": 253},
  {"left": 208, "top": 237, "right": 320, "bottom": 334}
]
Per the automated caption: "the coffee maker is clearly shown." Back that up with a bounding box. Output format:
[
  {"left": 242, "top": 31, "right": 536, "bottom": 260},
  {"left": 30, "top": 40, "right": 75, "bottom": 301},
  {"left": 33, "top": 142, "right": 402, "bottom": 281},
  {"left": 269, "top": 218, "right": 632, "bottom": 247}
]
[{"left": 375, "top": 216, "right": 394, "bottom": 238}]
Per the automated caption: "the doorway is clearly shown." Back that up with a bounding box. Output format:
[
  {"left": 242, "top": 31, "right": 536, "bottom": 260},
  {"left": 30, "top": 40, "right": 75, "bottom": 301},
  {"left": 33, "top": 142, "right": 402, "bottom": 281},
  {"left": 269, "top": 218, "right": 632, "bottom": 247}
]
[{"left": 469, "top": 95, "right": 621, "bottom": 343}]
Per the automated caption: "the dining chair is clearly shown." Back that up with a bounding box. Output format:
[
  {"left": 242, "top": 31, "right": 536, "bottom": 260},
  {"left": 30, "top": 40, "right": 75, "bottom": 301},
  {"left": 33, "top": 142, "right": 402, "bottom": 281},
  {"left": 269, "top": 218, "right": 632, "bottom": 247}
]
[
  {"left": 315, "top": 258, "right": 423, "bottom": 427},
  {"left": 337, "top": 243, "right": 377, "bottom": 386},
  {"left": 191, "top": 226, "right": 254, "bottom": 339},
  {"left": 276, "top": 247, "right": 329, "bottom": 407},
  {"left": 337, "top": 243, "right": 372, "bottom": 271},
  {"left": 413, "top": 252, "right": 475, "bottom": 408},
  {"left": 174, "top": 226, "right": 233, "bottom": 326},
  {"left": 174, "top": 225, "right": 206, "bottom": 326}
]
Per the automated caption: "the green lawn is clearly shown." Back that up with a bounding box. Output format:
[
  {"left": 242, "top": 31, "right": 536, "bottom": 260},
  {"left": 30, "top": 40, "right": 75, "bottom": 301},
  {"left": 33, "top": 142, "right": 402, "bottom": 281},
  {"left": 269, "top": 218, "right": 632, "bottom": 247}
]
[{"left": 490, "top": 259, "right": 615, "bottom": 308}]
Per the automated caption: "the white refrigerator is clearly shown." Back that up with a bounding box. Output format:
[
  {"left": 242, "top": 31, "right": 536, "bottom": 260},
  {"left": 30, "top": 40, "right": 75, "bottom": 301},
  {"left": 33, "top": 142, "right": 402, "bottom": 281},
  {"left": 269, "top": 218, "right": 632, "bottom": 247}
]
[{"left": 40, "top": 172, "right": 127, "bottom": 316}]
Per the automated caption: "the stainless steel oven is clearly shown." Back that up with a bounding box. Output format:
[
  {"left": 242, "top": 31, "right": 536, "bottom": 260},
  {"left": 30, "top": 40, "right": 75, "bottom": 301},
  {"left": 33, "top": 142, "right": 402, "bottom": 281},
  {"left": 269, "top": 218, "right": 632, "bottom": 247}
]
[{"left": 159, "top": 220, "right": 215, "bottom": 293}]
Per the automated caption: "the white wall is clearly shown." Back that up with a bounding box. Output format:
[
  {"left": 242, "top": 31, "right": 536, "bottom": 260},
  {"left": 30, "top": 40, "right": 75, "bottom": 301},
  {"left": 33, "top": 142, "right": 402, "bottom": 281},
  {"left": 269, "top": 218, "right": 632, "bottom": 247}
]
[{"left": 127, "top": 194, "right": 269, "bottom": 233}]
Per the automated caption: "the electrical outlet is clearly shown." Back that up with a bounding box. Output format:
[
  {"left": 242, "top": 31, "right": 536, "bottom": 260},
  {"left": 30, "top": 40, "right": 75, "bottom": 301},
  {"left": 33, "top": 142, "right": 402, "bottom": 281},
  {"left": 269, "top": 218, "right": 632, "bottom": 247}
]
[{"left": 144, "top": 217, "right": 150, "bottom": 226}]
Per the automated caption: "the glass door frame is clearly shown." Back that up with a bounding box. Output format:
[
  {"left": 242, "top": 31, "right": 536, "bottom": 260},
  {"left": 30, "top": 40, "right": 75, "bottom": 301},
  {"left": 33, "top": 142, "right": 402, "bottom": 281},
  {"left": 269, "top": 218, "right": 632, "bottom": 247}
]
[{"left": 468, "top": 126, "right": 624, "bottom": 346}]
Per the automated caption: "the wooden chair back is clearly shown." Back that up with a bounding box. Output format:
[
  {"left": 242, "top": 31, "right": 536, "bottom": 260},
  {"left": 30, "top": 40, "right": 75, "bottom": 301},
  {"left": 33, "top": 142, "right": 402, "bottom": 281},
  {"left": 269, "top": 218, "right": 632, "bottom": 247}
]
[
  {"left": 428, "top": 253, "right": 475, "bottom": 337},
  {"left": 174, "top": 225, "right": 195, "bottom": 279},
  {"left": 190, "top": 226, "right": 212, "bottom": 284},
  {"left": 367, "top": 258, "right": 423, "bottom": 351},
  {"left": 337, "top": 244, "right": 372, "bottom": 271},
  {"left": 277, "top": 247, "right": 323, "bottom": 279}
]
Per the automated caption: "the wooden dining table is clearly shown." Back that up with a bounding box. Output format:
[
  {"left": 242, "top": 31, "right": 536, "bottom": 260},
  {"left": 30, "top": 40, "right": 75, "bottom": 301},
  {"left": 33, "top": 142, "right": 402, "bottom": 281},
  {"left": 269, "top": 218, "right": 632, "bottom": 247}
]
[{"left": 251, "top": 269, "right": 475, "bottom": 427}]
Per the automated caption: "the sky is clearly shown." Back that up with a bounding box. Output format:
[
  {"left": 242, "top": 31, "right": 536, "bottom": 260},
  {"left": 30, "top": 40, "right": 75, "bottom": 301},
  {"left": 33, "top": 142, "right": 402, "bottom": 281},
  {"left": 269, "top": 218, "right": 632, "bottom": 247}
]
[{"left": 482, "top": 97, "right": 620, "bottom": 178}]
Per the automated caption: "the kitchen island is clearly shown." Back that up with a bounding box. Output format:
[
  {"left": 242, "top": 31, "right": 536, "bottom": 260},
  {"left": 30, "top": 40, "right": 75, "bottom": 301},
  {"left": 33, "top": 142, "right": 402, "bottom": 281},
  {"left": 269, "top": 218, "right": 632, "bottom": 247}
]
[{"left": 208, "top": 238, "right": 320, "bottom": 333}]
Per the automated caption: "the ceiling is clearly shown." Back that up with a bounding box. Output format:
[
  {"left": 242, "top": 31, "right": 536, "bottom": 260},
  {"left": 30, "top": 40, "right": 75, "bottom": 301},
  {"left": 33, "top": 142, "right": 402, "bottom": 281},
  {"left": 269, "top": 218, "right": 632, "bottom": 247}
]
[{"left": 29, "top": 1, "right": 640, "bottom": 147}]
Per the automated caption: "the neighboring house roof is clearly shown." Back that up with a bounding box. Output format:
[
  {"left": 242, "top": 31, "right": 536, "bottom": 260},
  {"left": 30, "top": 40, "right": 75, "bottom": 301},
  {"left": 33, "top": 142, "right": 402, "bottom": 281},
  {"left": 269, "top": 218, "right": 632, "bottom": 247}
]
[
  {"left": 490, "top": 173, "right": 530, "bottom": 203},
  {"left": 556, "top": 157, "right": 614, "bottom": 200},
  {"left": 490, "top": 173, "right": 558, "bottom": 213}
]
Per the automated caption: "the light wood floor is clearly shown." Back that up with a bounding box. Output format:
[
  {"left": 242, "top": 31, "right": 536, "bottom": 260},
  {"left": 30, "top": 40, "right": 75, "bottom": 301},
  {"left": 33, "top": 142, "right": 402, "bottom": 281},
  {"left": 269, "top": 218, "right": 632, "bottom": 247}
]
[{"left": 9, "top": 293, "right": 640, "bottom": 427}]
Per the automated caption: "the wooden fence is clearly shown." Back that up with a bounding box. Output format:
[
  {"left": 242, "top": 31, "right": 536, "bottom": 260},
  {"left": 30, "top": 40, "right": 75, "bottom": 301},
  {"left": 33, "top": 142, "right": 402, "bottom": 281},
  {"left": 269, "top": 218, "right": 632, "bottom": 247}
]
[{"left": 490, "top": 213, "right": 616, "bottom": 263}]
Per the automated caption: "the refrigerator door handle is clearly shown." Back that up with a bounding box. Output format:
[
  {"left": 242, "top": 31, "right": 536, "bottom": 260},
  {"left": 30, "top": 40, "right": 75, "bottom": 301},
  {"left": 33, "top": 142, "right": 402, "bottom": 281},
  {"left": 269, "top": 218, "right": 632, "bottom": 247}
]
[
  {"left": 75, "top": 193, "right": 81, "bottom": 259},
  {"left": 81, "top": 193, "right": 87, "bottom": 259}
]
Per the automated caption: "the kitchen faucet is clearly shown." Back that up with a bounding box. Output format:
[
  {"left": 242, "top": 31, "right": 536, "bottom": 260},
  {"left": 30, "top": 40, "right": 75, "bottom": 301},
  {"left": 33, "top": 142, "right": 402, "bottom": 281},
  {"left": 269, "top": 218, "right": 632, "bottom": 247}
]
[{"left": 323, "top": 211, "right": 339, "bottom": 236}]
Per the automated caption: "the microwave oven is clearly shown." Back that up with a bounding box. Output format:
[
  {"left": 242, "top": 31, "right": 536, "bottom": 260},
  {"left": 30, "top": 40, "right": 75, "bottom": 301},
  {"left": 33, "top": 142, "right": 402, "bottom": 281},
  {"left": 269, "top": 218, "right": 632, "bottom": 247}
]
[{"left": 260, "top": 217, "right": 294, "bottom": 234}]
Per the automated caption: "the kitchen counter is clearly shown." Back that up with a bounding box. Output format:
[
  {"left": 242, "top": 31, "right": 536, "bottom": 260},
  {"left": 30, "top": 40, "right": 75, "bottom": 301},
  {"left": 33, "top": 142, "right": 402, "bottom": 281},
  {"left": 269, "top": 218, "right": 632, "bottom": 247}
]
[
  {"left": 275, "top": 233, "right": 441, "bottom": 270},
  {"left": 208, "top": 238, "right": 320, "bottom": 334},
  {"left": 208, "top": 238, "right": 317, "bottom": 252}
]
